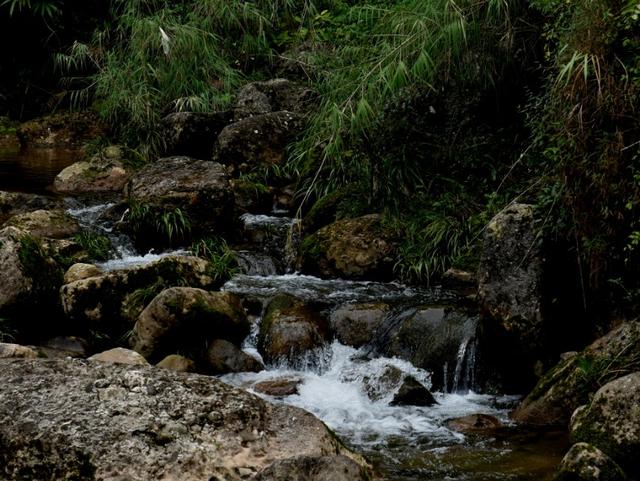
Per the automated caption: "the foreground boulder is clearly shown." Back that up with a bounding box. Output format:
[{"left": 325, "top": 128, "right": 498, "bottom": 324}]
[
  {"left": 132, "top": 287, "right": 249, "bottom": 362},
  {"left": 330, "top": 302, "right": 389, "bottom": 348},
  {"left": 298, "top": 214, "right": 398, "bottom": 281},
  {"left": 16, "top": 111, "right": 105, "bottom": 148},
  {"left": 60, "top": 256, "right": 217, "bottom": 345},
  {"left": 162, "top": 111, "right": 233, "bottom": 159},
  {"left": 570, "top": 372, "right": 640, "bottom": 478},
  {"left": 0, "top": 359, "right": 370, "bottom": 481},
  {"left": 258, "top": 294, "right": 329, "bottom": 365},
  {"left": 512, "top": 321, "right": 640, "bottom": 425},
  {"left": 54, "top": 145, "right": 132, "bottom": 194},
  {"left": 126, "top": 156, "right": 233, "bottom": 244},
  {"left": 6, "top": 209, "right": 79, "bottom": 239},
  {"left": 234, "top": 79, "right": 317, "bottom": 120},
  {"left": 214, "top": 111, "right": 304, "bottom": 172},
  {"left": 555, "top": 443, "right": 625, "bottom": 481}
]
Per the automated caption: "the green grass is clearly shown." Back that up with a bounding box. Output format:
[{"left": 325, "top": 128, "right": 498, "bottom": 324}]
[
  {"left": 74, "top": 230, "right": 113, "bottom": 262},
  {"left": 191, "top": 237, "right": 238, "bottom": 283},
  {"left": 127, "top": 201, "right": 192, "bottom": 245}
]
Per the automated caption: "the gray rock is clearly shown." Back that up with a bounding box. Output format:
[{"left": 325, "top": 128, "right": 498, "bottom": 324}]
[
  {"left": 478, "top": 204, "right": 543, "bottom": 353},
  {"left": 64, "top": 263, "right": 102, "bottom": 284},
  {"left": 390, "top": 376, "right": 437, "bottom": 407},
  {"left": 0, "top": 343, "right": 38, "bottom": 359},
  {"left": 161, "top": 111, "right": 233, "bottom": 159},
  {"left": 255, "top": 455, "right": 369, "bottom": 481},
  {"left": 132, "top": 287, "right": 249, "bottom": 362},
  {"left": 570, "top": 372, "right": 640, "bottom": 477},
  {"left": 234, "top": 79, "right": 317, "bottom": 120},
  {"left": 205, "top": 338, "right": 264, "bottom": 374},
  {"left": 214, "top": 111, "right": 304, "bottom": 172},
  {"left": 54, "top": 146, "right": 132, "bottom": 194},
  {"left": 156, "top": 354, "right": 196, "bottom": 373},
  {"left": 253, "top": 377, "right": 302, "bottom": 397},
  {"left": 330, "top": 303, "right": 389, "bottom": 348},
  {"left": 6, "top": 209, "right": 80, "bottom": 239},
  {"left": 0, "top": 359, "right": 370, "bottom": 481},
  {"left": 16, "top": 111, "right": 105, "bottom": 148},
  {"left": 88, "top": 347, "right": 149, "bottom": 365},
  {"left": 555, "top": 443, "right": 625, "bottom": 481},
  {"left": 446, "top": 414, "right": 502, "bottom": 434},
  {"left": 38, "top": 336, "right": 88, "bottom": 359},
  {"left": 0, "top": 191, "right": 60, "bottom": 225}
]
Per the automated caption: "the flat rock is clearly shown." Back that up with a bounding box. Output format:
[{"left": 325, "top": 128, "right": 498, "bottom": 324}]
[
  {"left": 0, "top": 359, "right": 370, "bottom": 481},
  {"left": 88, "top": 347, "right": 149, "bottom": 365},
  {"left": 6, "top": 209, "right": 79, "bottom": 239},
  {"left": 54, "top": 146, "right": 132, "bottom": 194},
  {"left": 254, "top": 378, "right": 302, "bottom": 397}
]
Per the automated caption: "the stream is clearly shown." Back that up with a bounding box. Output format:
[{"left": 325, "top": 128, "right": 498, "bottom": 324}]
[{"left": 4, "top": 146, "right": 567, "bottom": 480}]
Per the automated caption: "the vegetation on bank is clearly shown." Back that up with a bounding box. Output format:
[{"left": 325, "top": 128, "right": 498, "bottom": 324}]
[{"left": 2, "top": 0, "right": 639, "bottom": 324}]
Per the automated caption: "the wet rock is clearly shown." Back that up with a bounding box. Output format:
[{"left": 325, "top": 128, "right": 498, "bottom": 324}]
[
  {"left": 447, "top": 414, "right": 502, "bottom": 434},
  {"left": 513, "top": 322, "right": 640, "bottom": 425},
  {"left": 0, "top": 359, "right": 370, "bottom": 481},
  {"left": 234, "top": 79, "right": 317, "bottom": 120},
  {"left": 6, "top": 209, "right": 79, "bottom": 239},
  {"left": 89, "top": 347, "right": 148, "bottom": 365},
  {"left": 231, "top": 178, "right": 273, "bottom": 214},
  {"left": 478, "top": 203, "right": 543, "bottom": 355},
  {"left": 126, "top": 156, "right": 233, "bottom": 243},
  {"left": 132, "top": 287, "right": 249, "bottom": 362},
  {"left": 60, "top": 255, "right": 216, "bottom": 345},
  {"left": 570, "top": 372, "right": 640, "bottom": 477},
  {"left": 254, "top": 378, "right": 302, "bottom": 397},
  {"left": 0, "top": 191, "right": 60, "bottom": 224},
  {"left": 54, "top": 146, "right": 132, "bottom": 194},
  {"left": 258, "top": 294, "right": 329, "bottom": 365},
  {"left": 205, "top": 338, "right": 264, "bottom": 374},
  {"left": 555, "top": 443, "right": 625, "bottom": 481},
  {"left": 330, "top": 302, "right": 389, "bottom": 348},
  {"left": 0, "top": 343, "right": 38, "bottom": 359},
  {"left": 254, "top": 454, "right": 369, "bottom": 481},
  {"left": 214, "top": 111, "right": 304, "bottom": 172},
  {"left": 37, "top": 336, "right": 88, "bottom": 359},
  {"left": 156, "top": 354, "right": 196, "bottom": 373},
  {"left": 390, "top": 376, "right": 438, "bottom": 407},
  {"left": 0, "top": 226, "right": 62, "bottom": 315},
  {"left": 16, "top": 111, "right": 106, "bottom": 148},
  {"left": 298, "top": 214, "right": 398, "bottom": 281},
  {"left": 64, "top": 263, "right": 102, "bottom": 284},
  {"left": 161, "top": 111, "right": 233, "bottom": 158},
  {"left": 442, "top": 268, "right": 476, "bottom": 288}
]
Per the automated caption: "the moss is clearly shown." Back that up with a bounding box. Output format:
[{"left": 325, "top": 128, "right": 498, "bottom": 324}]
[{"left": 17, "top": 235, "right": 63, "bottom": 295}]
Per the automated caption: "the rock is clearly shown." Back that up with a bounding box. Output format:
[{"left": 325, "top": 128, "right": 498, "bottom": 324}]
[
  {"left": 53, "top": 146, "right": 132, "bottom": 194},
  {"left": 161, "top": 111, "right": 233, "bottom": 158},
  {"left": 214, "top": 111, "right": 305, "bottom": 172},
  {"left": 0, "top": 359, "right": 370, "bottom": 480},
  {"left": 205, "top": 338, "right": 264, "bottom": 374},
  {"left": 231, "top": 178, "right": 273, "bottom": 214},
  {"left": 512, "top": 321, "right": 640, "bottom": 425},
  {"left": 0, "top": 191, "right": 60, "bottom": 224},
  {"left": 0, "top": 343, "right": 38, "bottom": 358},
  {"left": 126, "top": 156, "right": 233, "bottom": 244},
  {"left": 156, "top": 354, "right": 196, "bottom": 373},
  {"left": 330, "top": 302, "right": 389, "bottom": 348},
  {"left": 60, "top": 255, "right": 216, "bottom": 345},
  {"left": 64, "top": 263, "right": 102, "bottom": 284},
  {"left": 6, "top": 209, "right": 79, "bottom": 239},
  {"left": 442, "top": 268, "right": 476, "bottom": 288},
  {"left": 0, "top": 226, "right": 62, "bottom": 315},
  {"left": 390, "top": 376, "right": 438, "bottom": 407},
  {"left": 16, "top": 111, "right": 106, "bottom": 148},
  {"left": 477, "top": 203, "right": 543, "bottom": 354},
  {"left": 254, "top": 378, "right": 302, "bottom": 397},
  {"left": 555, "top": 443, "right": 625, "bottom": 481},
  {"left": 254, "top": 455, "right": 369, "bottom": 481},
  {"left": 37, "top": 336, "right": 88, "bottom": 359},
  {"left": 447, "top": 414, "right": 502, "bottom": 434},
  {"left": 132, "top": 287, "right": 249, "bottom": 362},
  {"left": 378, "top": 306, "right": 478, "bottom": 392},
  {"left": 258, "top": 294, "right": 329, "bottom": 365},
  {"left": 88, "top": 347, "right": 149, "bottom": 365},
  {"left": 298, "top": 214, "right": 398, "bottom": 281},
  {"left": 234, "top": 79, "right": 317, "bottom": 120},
  {"left": 570, "top": 372, "right": 640, "bottom": 477}
]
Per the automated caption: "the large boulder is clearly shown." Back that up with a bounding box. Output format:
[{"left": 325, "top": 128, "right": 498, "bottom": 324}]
[
  {"left": 258, "top": 294, "right": 329, "bottom": 365},
  {"left": 330, "top": 302, "right": 389, "bottom": 348},
  {"left": 60, "top": 255, "right": 217, "bottom": 346},
  {"left": 205, "top": 338, "right": 264, "bottom": 374},
  {"left": 131, "top": 287, "right": 250, "bottom": 363},
  {"left": 0, "top": 226, "right": 62, "bottom": 316},
  {"left": 53, "top": 145, "right": 132, "bottom": 194},
  {"left": 126, "top": 156, "right": 233, "bottom": 244},
  {"left": 512, "top": 321, "right": 640, "bottom": 425},
  {"left": 477, "top": 204, "right": 543, "bottom": 356},
  {"left": 214, "top": 111, "right": 304, "bottom": 172},
  {"left": 234, "top": 79, "right": 317, "bottom": 120},
  {"left": 555, "top": 443, "right": 625, "bottom": 481},
  {"left": 0, "top": 359, "right": 370, "bottom": 481},
  {"left": 0, "top": 191, "right": 60, "bottom": 225},
  {"left": 16, "top": 111, "right": 106, "bottom": 148},
  {"left": 6, "top": 209, "right": 79, "bottom": 239},
  {"left": 570, "top": 372, "right": 640, "bottom": 478},
  {"left": 298, "top": 214, "right": 398, "bottom": 281},
  {"left": 161, "top": 111, "right": 233, "bottom": 159}
]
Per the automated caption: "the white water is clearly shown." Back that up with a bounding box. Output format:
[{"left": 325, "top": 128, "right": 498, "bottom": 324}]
[{"left": 223, "top": 342, "right": 518, "bottom": 449}]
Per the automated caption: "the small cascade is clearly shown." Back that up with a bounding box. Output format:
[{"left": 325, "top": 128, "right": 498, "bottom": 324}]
[
  {"left": 240, "top": 213, "right": 300, "bottom": 273},
  {"left": 235, "top": 251, "right": 279, "bottom": 276},
  {"left": 449, "top": 318, "right": 479, "bottom": 393}
]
